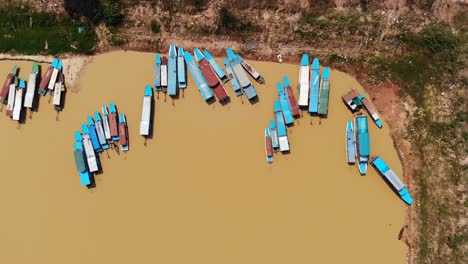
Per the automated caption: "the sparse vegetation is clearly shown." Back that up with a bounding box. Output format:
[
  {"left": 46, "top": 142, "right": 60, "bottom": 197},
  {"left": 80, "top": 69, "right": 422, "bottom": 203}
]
[
  {"left": 150, "top": 20, "right": 161, "bottom": 34},
  {"left": 216, "top": 7, "right": 256, "bottom": 34}
]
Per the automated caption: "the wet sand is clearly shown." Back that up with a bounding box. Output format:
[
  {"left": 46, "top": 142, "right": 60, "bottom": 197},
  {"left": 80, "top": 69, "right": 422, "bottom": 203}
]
[{"left": 0, "top": 51, "right": 406, "bottom": 264}]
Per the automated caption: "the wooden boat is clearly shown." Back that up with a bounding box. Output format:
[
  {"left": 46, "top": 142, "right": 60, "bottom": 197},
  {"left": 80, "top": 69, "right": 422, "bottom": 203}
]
[
  {"left": 80, "top": 127, "right": 99, "bottom": 173},
  {"left": 283, "top": 76, "right": 300, "bottom": 117},
  {"left": 342, "top": 90, "right": 361, "bottom": 112},
  {"left": 223, "top": 58, "right": 242, "bottom": 96},
  {"left": 161, "top": 57, "right": 168, "bottom": 93},
  {"left": 6, "top": 78, "right": 17, "bottom": 117},
  {"left": 309, "top": 58, "right": 320, "bottom": 113},
  {"left": 0, "top": 65, "right": 17, "bottom": 104},
  {"left": 317, "top": 67, "right": 330, "bottom": 116},
  {"left": 94, "top": 111, "right": 110, "bottom": 150},
  {"left": 236, "top": 54, "right": 265, "bottom": 84},
  {"left": 109, "top": 103, "right": 120, "bottom": 141},
  {"left": 74, "top": 132, "right": 91, "bottom": 186},
  {"left": 101, "top": 106, "right": 112, "bottom": 141},
  {"left": 24, "top": 63, "right": 39, "bottom": 108},
  {"left": 177, "top": 47, "right": 187, "bottom": 88},
  {"left": 204, "top": 49, "right": 228, "bottom": 83},
  {"left": 140, "top": 84, "right": 153, "bottom": 136},
  {"left": 298, "top": 54, "right": 310, "bottom": 107},
  {"left": 274, "top": 100, "right": 290, "bottom": 152},
  {"left": 53, "top": 71, "right": 65, "bottom": 111},
  {"left": 154, "top": 54, "right": 162, "bottom": 91},
  {"left": 48, "top": 58, "right": 60, "bottom": 91},
  {"left": 361, "top": 97, "right": 383, "bottom": 128},
  {"left": 226, "top": 48, "right": 257, "bottom": 100},
  {"left": 183, "top": 51, "right": 214, "bottom": 101},
  {"left": 194, "top": 48, "right": 229, "bottom": 102},
  {"left": 12, "top": 79, "right": 26, "bottom": 121},
  {"left": 355, "top": 115, "right": 370, "bottom": 175},
  {"left": 265, "top": 127, "right": 274, "bottom": 163},
  {"left": 269, "top": 120, "right": 279, "bottom": 151},
  {"left": 119, "top": 113, "right": 129, "bottom": 151},
  {"left": 277, "top": 82, "right": 294, "bottom": 125},
  {"left": 85, "top": 119, "right": 103, "bottom": 153},
  {"left": 38, "top": 60, "right": 54, "bottom": 95},
  {"left": 346, "top": 120, "right": 356, "bottom": 164},
  {"left": 167, "top": 44, "right": 178, "bottom": 96}
]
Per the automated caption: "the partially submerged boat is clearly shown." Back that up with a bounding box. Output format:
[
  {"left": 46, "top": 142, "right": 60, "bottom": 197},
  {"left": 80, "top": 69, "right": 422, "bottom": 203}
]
[
  {"left": 274, "top": 100, "right": 290, "bottom": 152},
  {"left": 6, "top": 78, "right": 17, "bottom": 117},
  {"left": 309, "top": 58, "right": 320, "bottom": 113},
  {"left": 194, "top": 48, "right": 229, "bottom": 102},
  {"left": 38, "top": 61, "right": 54, "bottom": 95},
  {"left": 355, "top": 115, "right": 370, "bottom": 175},
  {"left": 265, "top": 127, "right": 273, "bottom": 163},
  {"left": 361, "top": 97, "right": 383, "bottom": 128},
  {"left": 277, "top": 82, "right": 294, "bottom": 125},
  {"left": 204, "top": 49, "right": 228, "bottom": 83},
  {"left": 74, "top": 132, "right": 91, "bottom": 186},
  {"left": 140, "top": 84, "right": 153, "bottom": 136},
  {"left": 53, "top": 71, "right": 65, "bottom": 111},
  {"left": 102, "top": 106, "right": 112, "bottom": 142},
  {"left": 84, "top": 119, "right": 103, "bottom": 153},
  {"left": 269, "top": 120, "right": 279, "bottom": 151},
  {"left": 24, "top": 63, "right": 39, "bottom": 108},
  {"left": 80, "top": 129, "right": 99, "bottom": 173},
  {"left": 237, "top": 54, "right": 265, "bottom": 84},
  {"left": 283, "top": 76, "right": 300, "bottom": 117},
  {"left": 167, "top": 44, "right": 178, "bottom": 96},
  {"left": 161, "top": 57, "right": 168, "bottom": 93},
  {"left": 177, "top": 47, "right": 187, "bottom": 88},
  {"left": 184, "top": 51, "right": 214, "bottom": 101},
  {"left": 317, "top": 67, "right": 330, "bottom": 116},
  {"left": 119, "top": 113, "right": 129, "bottom": 151},
  {"left": 223, "top": 58, "right": 243, "bottom": 96},
  {"left": 371, "top": 156, "right": 413, "bottom": 205},
  {"left": 12, "top": 79, "right": 25, "bottom": 121},
  {"left": 109, "top": 103, "right": 120, "bottom": 141},
  {"left": 226, "top": 48, "right": 257, "bottom": 100},
  {"left": 346, "top": 120, "right": 356, "bottom": 164},
  {"left": 298, "top": 54, "right": 310, "bottom": 107},
  {"left": 48, "top": 58, "right": 60, "bottom": 92},
  {"left": 94, "top": 111, "right": 110, "bottom": 150},
  {"left": 154, "top": 54, "right": 162, "bottom": 91},
  {"left": 0, "top": 65, "right": 17, "bottom": 104}
]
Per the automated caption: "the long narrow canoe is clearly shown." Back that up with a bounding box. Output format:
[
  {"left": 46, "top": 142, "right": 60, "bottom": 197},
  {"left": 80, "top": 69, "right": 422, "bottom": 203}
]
[
  {"left": 81, "top": 129, "right": 99, "bottom": 173},
  {"left": 204, "top": 49, "right": 228, "bottom": 83},
  {"left": 309, "top": 58, "right": 320, "bottom": 113},
  {"left": 6, "top": 81, "right": 16, "bottom": 117},
  {"left": 274, "top": 100, "right": 289, "bottom": 152},
  {"left": 109, "top": 103, "right": 120, "bottom": 141},
  {"left": 298, "top": 54, "right": 310, "bottom": 107},
  {"left": 269, "top": 120, "right": 279, "bottom": 151},
  {"left": 94, "top": 111, "right": 110, "bottom": 150},
  {"left": 168, "top": 44, "right": 178, "bottom": 96},
  {"left": 48, "top": 58, "right": 60, "bottom": 91},
  {"left": 140, "top": 84, "right": 153, "bottom": 136},
  {"left": 161, "top": 57, "right": 168, "bottom": 93},
  {"left": 318, "top": 67, "right": 330, "bottom": 116},
  {"left": 346, "top": 120, "right": 356, "bottom": 164},
  {"left": 277, "top": 82, "right": 294, "bottom": 125},
  {"left": 226, "top": 48, "right": 257, "bottom": 100},
  {"left": 154, "top": 54, "right": 162, "bottom": 91},
  {"left": 283, "top": 76, "right": 300, "bottom": 117},
  {"left": 361, "top": 97, "right": 383, "bottom": 128},
  {"left": 84, "top": 119, "right": 103, "bottom": 153},
  {"left": 237, "top": 54, "right": 265, "bottom": 84},
  {"left": 371, "top": 156, "right": 413, "bottom": 205},
  {"left": 184, "top": 51, "right": 214, "bottom": 101},
  {"left": 119, "top": 113, "right": 129, "bottom": 151},
  {"left": 53, "top": 71, "right": 64, "bottom": 111},
  {"left": 0, "top": 66, "right": 17, "bottom": 103},
  {"left": 39, "top": 62, "right": 53, "bottom": 95},
  {"left": 194, "top": 48, "right": 229, "bottom": 102},
  {"left": 177, "top": 47, "right": 187, "bottom": 88},
  {"left": 355, "top": 115, "right": 370, "bottom": 175},
  {"left": 265, "top": 127, "right": 273, "bottom": 163},
  {"left": 24, "top": 63, "right": 39, "bottom": 108},
  {"left": 74, "top": 132, "right": 91, "bottom": 186},
  {"left": 223, "top": 58, "right": 242, "bottom": 96},
  {"left": 12, "top": 79, "right": 25, "bottom": 121},
  {"left": 102, "top": 106, "right": 112, "bottom": 141}
]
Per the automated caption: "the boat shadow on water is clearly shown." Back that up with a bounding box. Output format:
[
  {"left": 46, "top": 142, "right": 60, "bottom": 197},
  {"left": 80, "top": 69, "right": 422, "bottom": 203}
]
[{"left": 248, "top": 95, "right": 260, "bottom": 105}]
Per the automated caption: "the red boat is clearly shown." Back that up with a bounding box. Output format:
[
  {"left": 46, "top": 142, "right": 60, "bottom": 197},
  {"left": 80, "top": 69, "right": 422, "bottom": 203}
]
[
  {"left": 119, "top": 120, "right": 127, "bottom": 146},
  {"left": 109, "top": 112, "right": 119, "bottom": 139},
  {"left": 283, "top": 77, "right": 300, "bottom": 116},
  {"left": 0, "top": 73, "right": 13, "bottom": 104},
  {"left": 39, "top": 65, "right": 53, "bottom": 95},
  {"left": 194, "top": 49, "right": 229, "bottom": 102}
]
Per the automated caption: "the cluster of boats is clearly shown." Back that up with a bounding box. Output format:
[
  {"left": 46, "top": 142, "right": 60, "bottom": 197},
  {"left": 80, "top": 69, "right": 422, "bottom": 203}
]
[
  {"left": 73, "top": 103, "right": 129, "bottom": 186},
  {"left": 0, "top": 58, "right": 65, "bottom": 121}
]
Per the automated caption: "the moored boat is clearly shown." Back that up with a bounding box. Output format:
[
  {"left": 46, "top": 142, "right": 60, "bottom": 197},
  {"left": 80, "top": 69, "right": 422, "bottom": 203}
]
[
  {"left": 223, "top": 58, "right": 243, "bottom": 96},
  {"left": 53, "top": 71, "right": 65, "bottom": 111},
  {"left": 194, "top": 48, "right": 229, "bottom": 102},
  {"left": 161, "top": 57, "right": 168, "bottom": 93},
  {"left": 274, "top": 100, "right": 290, "bottom": 152},
  {"left": 265, "top": 127, "right": 273, "bottom": 163},
  {"left": 346, "top": 120, "right": 356, "bottom": 164},
  {"left": 102, "top": 106, "right": 112, "bottom": 141},
  {"left": 204, "top": 49, "right": 228, "bottom": 83},
  {"left": 371, "top": 156, "right": 413, "bottom": 205},
  {"left": 24, "top": 63, "right": 39, "bottom": 108},
  {"left": 140, "top": 84, "right": 153, "bottom": 136},
  {"left": 283, "top": 76, "right": 300, "bottom": 117},
  {"left": 38, "top": 61, "right": 54, "bottom": 95},
  {"left": 355, "top": 115, "right": 370, "bottom": 175},
  {"left": 177, "top": 47, "right": 187, "bottom": 88},
  {"left": 154, "top": 54, "right": 162, "bottom": 91},
  {"left": 317, "top": 67, "right": 330, "bottom": 116},
  {"left": 226, "top": 48, "right": 257, "bottom": 100},
  {"left": 167, "top": 44, "right": 178, "bottom": 96},
  {"left": 94, "top": 111, "right": 110, "bottom": 150},
  {"left": 6, "top": 78, "right": 17, "bottom": 117},
  {"left": 80, "top": 129, "right": 99, "bottom": 173},
  {"left": 342, "top": 90, "right": 361, "bottom": 112},
  {"left": 109, "top": 103, "right": 120, "bottom": 141},
  {"left": 277, "top": 82, "right": 294, "bottom": 125},
  {"left": 12, "top": 79, "right": 25, "bottom": 121},
  {"left": 74, "top": 132, "right": 91, "bottom": 186},
  {"left": 119, "top": 113, "right": 129, "bottom": 151},
  {"left": 48, "top": 58, "right": 60, "bottom": 91},
  {"left": 184, "top": 51, "right": 214, "bottom": 101},
  {"left": 84, "top": 119, "right": 103, "bottom": 153},
  {"left": 0, "top": 65, "right": 17, "bottom": 104},
  {"left": 298, "top": 54, "right": 310, "bottom": 107},
  {"left": 361, "top": 97, "right": 383, "bottom": 128},
  {"left": 269, "top": 120, "right": 279, "bottom": 151},
  {"left": 237, "top": 54, "right": 265, "bottom": 84},
  {"left": 309, "top": 58, "right": 320, "bottom": 113}
]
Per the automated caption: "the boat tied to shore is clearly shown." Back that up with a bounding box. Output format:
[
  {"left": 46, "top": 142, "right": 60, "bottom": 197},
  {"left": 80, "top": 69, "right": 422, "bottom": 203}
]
[
  {"left": 346, "top": 120, "right": 356, "bottom": 164},
  {"left": 154, "top": 54, "right": 162, "bottom": 91},
  {"left": 277, "top": 82, "right": 294, "bottom": 125},
  {"left": 94, "top": 111, "right": 110, "bottom": 150},
  {"left": 119, "top": 113, "right": 129, "bottom": 151},
  {"left": 355, "top": 115, "right": 370, "bottom": 175},
  {"left": 161, "top": 57, "right": 168, "bottom": 93},
  {"left": 317, "top": 67, "right": 330, "bottom": 116},
  {"left": 84, "top": 119, "right": 103, "bottom": 153},
  {"left": 177, "top": 47, "right": 187, "bottom": 89},
  {"left": 194, "top": 48, "right": 229, "bottom": 102},
  {"left": 226, "top": 48, "right": 257, "bottom": 100},
  {"left": 6, "top": 77, "right": 17, "bottom": 117},
  {"left": 237, "top": 54, "right": 265, "bottom": 84},
  {"left": 184, "top": 51, "right": 214, "bottom": 101},
  {"left": 223, "top": 58, "right": 243, "bottom": 96},
  {"left": 342, "top": 90, "right": 383, "bottom": 128},
  {"left": 274, "top": 100, "right": 290, "bottom": 152},
  {"left": 283, "top": 76, "right": 300, "bottom": 117},
  {"left": 80, "top": 128, "right": 99, "bottom": 173},
  {"left": 109, "top": 103, "right": 120, "bottom": 141},
  {"left": 0, "top": 65, "right": 17, "bottom": 104},
  {"left": 102, "top": 106, "right": 112, "bottom": 141},
  {"left": 12, "top": 78, "right": 26, "bottom": 121},
  {"left": 140, "top": 84, "right": 153, "bottom": 137},
  {"left": 168, "top": 44, "right": 178, "bottom": 96},
  {"left": 298, "top": 54, "right": 310, "bottom": 107},
  {"left": 73, "top": 132, "right": 92, "bottom": 186},
  {"left": 265, "top": 127, "right": 273, "bottom": 163},
  {"left": 204, "top": 49, "right": 228, "bottom": 83},
  {"left": 309, "top": 58, "right": 320, "bottom": 113},
  {"left": 269, "top": 120, "right": 279, "bottom": 151}
]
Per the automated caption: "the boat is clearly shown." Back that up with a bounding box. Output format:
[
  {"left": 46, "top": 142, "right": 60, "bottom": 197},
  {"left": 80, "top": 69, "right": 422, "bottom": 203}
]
[
  {"left": 361, "top": 97, "right": 383, "bottom": 128},
  {"left": 47, "top": 58, "right": 60, "bottom": 91},
  {"left": 38, "top": 60, "right": 54, "bottom": 95},
  {"left": 24, "top": 63, "right": 39, "bottom": 108},
  {"left": 85, "top": 118, "right": 103, "bottom": 153},
  {"left": 109, "top": 103, "right": 120, "bottom": 141},
  {"left": 154, "top": 54, "right": 162, "bottom": 91},
  {"left": 283, "top": 76, "right": 300, "bottom": 117},
  {"left": 317, "top": 67, "right": 330, "bottom": 116},
  {"left": 223, "top": 58, "right": 243, "bottom": 96},
  {"left": 371, "top": 156, "right": 413, "bottom": 205},
  {"left": 274, "top": 100, "right": 290, "bottom": 152},
  {"left": 119, "top": 113, "right": 129, "bottom": 151},
  {"left": 226, "top": 48, "right": 257, "bottom": 100},
  {"left": 194, "top": 48, "right": 229, "bottom": 102},
  {"left": 177, "top": 47, "right": 187, "bottom": 88},
  {"left": 309, "top": 58, "right": 320, "bottom": 113},
  {"left": 161, "top": 56, "right": 168, "bottom": 93},
  {"left": 204, "top": 49, "right": 228, "bottom": 83},
  {"left": 12, "top": 79, "right": 25, "bottom": 121},
  {"left": 94, "top": 111, "right": 110, "bottom": 150},
  {"left": 140, "top": 84, "right": 153, "bottom": 136},
  {"left": 277, "top": 82, "right": 294, "bottom": 125},
  {"left": 167, "top": 44, "right": 178, "bottom": 96},
  {"left": 269, "top": 120, "right": 279, "bottom": 151},
  {"left": 6, "top": 77, "right": 17, "bottom": 117},
  {"left": 73, "top": 132, "right": 91, "bottom": 186},
  {"left": 0, "top": 65, "right": 17, "bottom": 104},
  {"left": 236, "top": 54, "right": 265, "bottom": 84},
  {"left": 265, "top": 127, "right": 273, "bottom": 163},
  {"left": 355, "top": 115, "right": 370, "bottom": 175},
  {"left": 346, "top": 120, "right": 356, "bottom": 164},
  {"left": 342, "top": 90, "right": 361, "bottom": 112},
  {"left": 53, "top": 71, "right": 65, "bottom": 111},
  {"left": 80, "top": 128, "right": 99, "bottom": 173},
  {"left": 101, "top": 106, "right": 112, "bottom": 141},
  {"left": 298, "top": 54, "right": 310, "bottom": 107},
  {"left": 183, "top": 51, "right": 214, "bottom": 101}
]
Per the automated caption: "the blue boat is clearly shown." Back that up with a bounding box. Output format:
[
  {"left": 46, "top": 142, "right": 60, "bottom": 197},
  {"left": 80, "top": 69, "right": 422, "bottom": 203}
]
[
  {"left": 109, "top": 103, "right": 120, "bottom": 141},
  {"left": 167, "top": 44, "right": 178, "bottom": 96},
  {"left": 355, "top": 115, "right": 370, "bottom": 175},
  {"left": 309, "top": 58, "right": 320, "bottom": 113},
  {"left": 226, "top": 48, "right": 257, "bottom": 100},
  {"left": 269, "top": 120, "right": 279, "bottom": 150},
  {"left": 277, "top": 82, "right": 294, "bottom": 125},
  {"left": 177, "top": 47, "right": 187, "bottom": 88},
  {"left": 274, "top": 101, "right": 289, "bottom": 152},
  {"left": 223, "top": 58, "right": 243, "bottom": 96},
  {"left": 85, "top": 117, "right": 103, "bottom": 153},
  {"left": 204, "top": 49, "right": 228, "bottom": 83},
  {"left": 94, "top": 111, "right": 110, "bottom": 150},
  {"left": 371, "top": 156, "right": 413, "bottom": 205},
  {"left": 154, "top": 54, "right": 162, "bottom": 91},
  {"left": 346, "top": 120, "right": 356, "bottom": 164},
  {"left": 317, "top": 67, "right": 330, "bottom": 116},
  {"left": 184, "top": 51, "right": 214, "bottom": 101},
  {"left": 73, "top": 132, "right": 91, "bottom": 186},
  {"left": 119, "top": 113, "right": 129, "bottom": 151}
]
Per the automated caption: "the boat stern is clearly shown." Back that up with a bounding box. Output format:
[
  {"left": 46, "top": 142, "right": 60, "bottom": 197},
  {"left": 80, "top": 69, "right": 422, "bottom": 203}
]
[
  {"left": 358, "top": 162, "right": 367, "bottom": 175},
  {"left": 312, "top": 58, "right": 320, "bottom": 70},
  {"left": 399, "top": 188, "right": 413, "bottom": 205}
]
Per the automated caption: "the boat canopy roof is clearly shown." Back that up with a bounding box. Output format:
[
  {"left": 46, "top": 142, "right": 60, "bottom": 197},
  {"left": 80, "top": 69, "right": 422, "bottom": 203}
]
[
  {"left": 87, "top": 116, "right": 95, "bottom": 125},
  {"left": 144, "top": 84, "right": 153, "bottom": 96},
  {"left": 312, "top": 58, "right": 320, "bottom": 70},
  {"left": 94, "top": 111, "right": 102, "bottom": 121},
  {"left": 300, "top": 54, "right": 309, "bottom": 66},
  {"left": 359, "top": 133, "right": 370, "bottom": 156},
  {"left": 322, "top": 67, "right": 330, "bottom": 79}
]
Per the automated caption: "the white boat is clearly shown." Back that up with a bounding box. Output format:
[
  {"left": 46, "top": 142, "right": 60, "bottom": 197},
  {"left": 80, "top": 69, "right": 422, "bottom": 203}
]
[
  {"left": 161, "top": 57, "right": 168, "bottom": 88},
  {"left": 12, "top": 79, "right": 26, "bottom": 121},
  {"left": 47, "top": 59, "right": 61, "bottom": 91},
  {"left": 6, "top": 83, "right": 16, "bottom": 117},
  {"left": 140, "top": 85, "right": 153, "bottom": 136},
  {"left": 298, "top": 54, "right": 310, "bottom": 107},
  {"left": 24, "top": 63, "right": 39, "bottom": 108},
  {"left": 102, "top": 106, "right": 112, "bottom": 141},
  {"left": 82, "top": 124, "right": 99, "bottom": 172}
]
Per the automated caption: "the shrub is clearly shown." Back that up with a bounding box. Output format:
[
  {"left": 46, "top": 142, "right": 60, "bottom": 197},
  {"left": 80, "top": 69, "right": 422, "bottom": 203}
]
[{"left": 150, "top": 20, "right": 161, "bottom": 33}]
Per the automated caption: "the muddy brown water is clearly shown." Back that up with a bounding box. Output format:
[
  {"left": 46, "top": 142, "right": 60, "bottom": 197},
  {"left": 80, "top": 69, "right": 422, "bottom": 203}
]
[{"left": 0, "top": 51, "right": 406, "bottom": 264}]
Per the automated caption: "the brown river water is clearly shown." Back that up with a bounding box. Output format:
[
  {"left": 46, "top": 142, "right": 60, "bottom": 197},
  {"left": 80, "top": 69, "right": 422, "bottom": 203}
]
[{"left": 0, "top": 51, "right": 406, "bottom": 264}]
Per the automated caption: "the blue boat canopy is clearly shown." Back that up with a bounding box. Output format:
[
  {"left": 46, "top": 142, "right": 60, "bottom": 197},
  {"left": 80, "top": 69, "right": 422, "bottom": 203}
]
[{"left": 359, "top": 133, "right": 370, "bottom": 156}]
